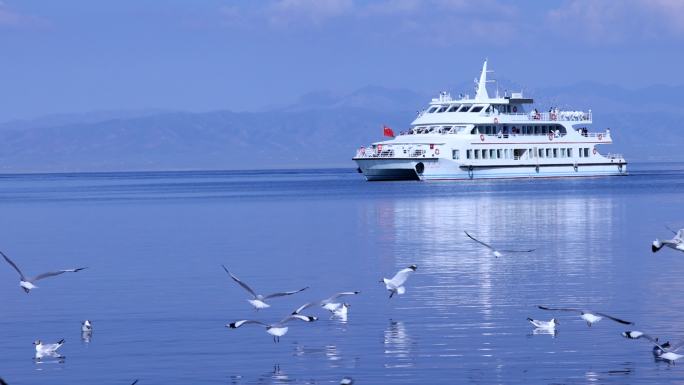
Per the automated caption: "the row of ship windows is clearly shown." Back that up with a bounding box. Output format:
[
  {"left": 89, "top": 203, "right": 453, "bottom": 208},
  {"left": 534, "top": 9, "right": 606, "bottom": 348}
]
[
  {"left": 426, "top": 104, "right": 519, "bottom": 114},
  {"left": 452, "top": 147, "right": 593, "bottom": 160},
  {"left": 473, "top": 124, "right": 566, "bottom": 135},
  {"left": 410, "top": 124, "right": 568, "bottom": 135},
  {"left": 428, "top": 104, "right": 488, "bottom": 114}
]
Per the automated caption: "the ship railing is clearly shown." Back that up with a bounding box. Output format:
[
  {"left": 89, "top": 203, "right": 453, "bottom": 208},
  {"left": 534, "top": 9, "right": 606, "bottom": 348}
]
[
  {"left": 478, "top": 132, "right": 566, "bottom": 139},
  {"left": 487, "top": 111, "right": 592, "bottom": 122},
  {"left": 355, "top": 144, "right": 437, "bottom": 159},
  {"left": 579, "top": 129, "right": 611, "bottom": 139},
  {"left": 605, "top": 153, "right": 624, "bottom": 160}
]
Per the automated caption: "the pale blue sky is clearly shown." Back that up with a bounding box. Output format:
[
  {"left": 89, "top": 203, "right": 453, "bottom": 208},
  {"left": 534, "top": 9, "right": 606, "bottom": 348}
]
[{"left": 2, "top": 0, "right": 683, "bottom": 120}]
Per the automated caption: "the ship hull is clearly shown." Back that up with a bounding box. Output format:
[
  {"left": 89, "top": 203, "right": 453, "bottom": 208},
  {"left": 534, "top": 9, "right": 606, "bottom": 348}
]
[{"left": 354, "top": 158, "right": 627, "bottom": 181}]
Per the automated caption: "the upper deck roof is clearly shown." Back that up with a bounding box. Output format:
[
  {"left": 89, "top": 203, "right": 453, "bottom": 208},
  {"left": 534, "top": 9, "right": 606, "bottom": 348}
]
[
  {"left": 428, "top": 60, "right": 534, "bottom": 106},
  {"left": 412, "top": 60, "right": 591, "bottom": 126}
]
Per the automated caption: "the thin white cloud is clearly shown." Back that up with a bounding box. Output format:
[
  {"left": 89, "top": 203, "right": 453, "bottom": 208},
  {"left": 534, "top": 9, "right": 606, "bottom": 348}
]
[
  {"left": 546, "top": 0, "right": 684, "bottom": 43},
  {"left": 266, "top": 0, "right": 354, "bottom": 27},
  {"left": 0, "top": 2, "right": 48, "bottom": 29},
  {"left": 216, "top": 0, "right": 522, "bottom": 46}
]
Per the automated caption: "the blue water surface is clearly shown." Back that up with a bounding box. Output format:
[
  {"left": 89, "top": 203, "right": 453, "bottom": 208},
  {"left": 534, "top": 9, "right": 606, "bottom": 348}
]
[{"left": 1, "top": 163, "right": 684, "bottom": 384}]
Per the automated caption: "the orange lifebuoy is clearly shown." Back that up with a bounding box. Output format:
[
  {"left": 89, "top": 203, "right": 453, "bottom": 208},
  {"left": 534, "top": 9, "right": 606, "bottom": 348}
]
[
  {"left": 598, "top": 133, "right": 603, "bottom": 140},
  {"left": 548, "top": 132, "right": 553, "bottom": 141},
  {"left": 493, "top": 117, "right": 499, "bottom": 124},
  {"left": 593, "top": 148, "right": 597, "bottom": 155},
  {"left": 550, "top": 113, "right": 557, "bottom": 121},
  {"left": 377, "top": 144, "right": 383, "bottom": 151},
  {"left": 435, "top": 149, "right": 440, "bottom": 155},
  {"left": 480, "top": 134, "right": 485, "bottom": 141}
]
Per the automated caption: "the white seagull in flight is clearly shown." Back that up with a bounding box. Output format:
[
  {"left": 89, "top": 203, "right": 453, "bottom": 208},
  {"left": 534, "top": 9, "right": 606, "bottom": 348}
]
[
  {"left": 652, "top": 226, "right": 684, "bottom": 253},
  {"left": 226, "top": 314, "right": 317, "bottom": 343},
  {"left": 464, "top": 231, "right": 535, "bottom": 258},
  {"left": 538, "top": 306, "right": 633, "bottom": 327},
  {"left": 1, "top": 251, "right": 87, "bottom": 293},
  {"left": 381, "top": 265, "right": 417, "bottom": 298},
  {"left": 222, "top": 265, "right": 308, "bottom": 310},
  {"left": 292, "top": 291, "right": 360, "bottom": 318},
  {"left": 622, "top": 331, "right": 684, "bottom": 362}
]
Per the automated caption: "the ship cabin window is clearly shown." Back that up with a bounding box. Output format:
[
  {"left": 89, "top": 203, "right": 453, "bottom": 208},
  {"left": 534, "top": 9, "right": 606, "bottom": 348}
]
[
  {"left": 497, "top": 149, "right": 502, "bottom": 159},
  {"left": 458, "top": 104, "right": 472, "bottom": 112},
  {"left": 428, "top": 106, "right": 439, "bottom": 113},
  {"left": 584, "top": 148, "right": 590, "bottom": 157},
  {"left": 447, "top": 104, "right": 460, "bottom": 112},
  {"left": 490, "top": 149, "right": 495, "bottom": 158},
  {"left": 579, "top": 148, "right": 583, "bottom": 158},
  {"left": 538, "top": 149, "right": 544, "bottom": 158},
  {"left": 568, "top": 148, "right": 573, "bottom": 157},
  {"left": 474, "top": 150, "right": 480, "bottom": 159},
  {"left": 466, "top": 149, "right": 472, "bottom": 159},
  {"left": 546, "top": 148, "right": 551, "bottom": 157},
  {"left": 484, "top": 105, "right": 492, "bottom": 113},
  {"left": 437, "top": 105, "right": 448, "bottom": 113},
  {"left": 561, "top": 148, "right": 566, "bottom": 158},
  {"left": 553, "top": 148, "right": 558, "bottom": 158},
  {"left": 470, "top": 106, "right": 484, "bottom": 113},
  {"left": 442, "top": 126, "right": 452, "bottom": 133},
  {"left": 452, "top": 150, "right": 460, "bottom": 160},
  {"left": 482, "top": 150, "right": 488, "bottom": 159}
]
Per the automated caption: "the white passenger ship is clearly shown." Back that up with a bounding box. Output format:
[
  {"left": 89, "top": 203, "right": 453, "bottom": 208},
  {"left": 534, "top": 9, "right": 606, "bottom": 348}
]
[{"left": 353, "top": 60, "right": 627, "bottom": 181}]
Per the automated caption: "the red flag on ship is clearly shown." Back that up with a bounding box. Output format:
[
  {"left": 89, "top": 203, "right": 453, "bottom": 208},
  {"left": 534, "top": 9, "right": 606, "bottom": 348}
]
[{"left": 383, "top": 125, "right": 395, "bottom": 137}]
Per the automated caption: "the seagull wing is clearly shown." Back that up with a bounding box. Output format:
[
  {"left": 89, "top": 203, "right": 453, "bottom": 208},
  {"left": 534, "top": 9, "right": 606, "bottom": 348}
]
[
  {"left": 499, "top": 248, "right": 536, "bottom": 253},
  {"left": 291, "top": 302, "right": 318, "bottom": 315},
  {"left": 537, "top": 305, "right": 582, "bottom": 313},
  {"left": 322, "top": 291, "right": 360, "bottom": 303},
  {"left": 228, "top": 320, "right": 267, "bottom": 329},
  {"left": 464, "top": 231, "right": 494, "bottom": 250},
  {"left": 33, "top": 267, "right": 87, "bottom": 281},
  {"left": 623, "top": 331, "right": 668, "bottom": 350},
  {"left": 280, "top": 314, "right": 317, "bottom": 324},
  {"left": 1, "top": 251, "right": 25, "bottom": 280},
  {"left": 594, "top": 312, "right": 633, "bottom": 325},
  {"left": 264, "top": 286, "right": 309, "bottom": 299},
  {"left": 676, "top": 230, "right": 684, "bottom": 243},
  {"left": 387, "top": 268, "right": 414, "bottom": 288},
  {"left": 665, "top": 225, "right": 678, "bottom": 235},
  {"left": 222, "top": 265, "right": 258, "bottom": 298}
]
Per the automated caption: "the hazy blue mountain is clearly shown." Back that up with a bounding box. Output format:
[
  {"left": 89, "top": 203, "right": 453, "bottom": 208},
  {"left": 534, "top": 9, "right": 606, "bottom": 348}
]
[{"left": 0, "top": 84, "right": 680, "bottom": 172}]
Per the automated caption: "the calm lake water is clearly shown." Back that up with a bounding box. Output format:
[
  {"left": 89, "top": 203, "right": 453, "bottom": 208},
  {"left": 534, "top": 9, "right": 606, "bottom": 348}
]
[{"left": 1, "top": 164, "right": 684, "bottom": 384}]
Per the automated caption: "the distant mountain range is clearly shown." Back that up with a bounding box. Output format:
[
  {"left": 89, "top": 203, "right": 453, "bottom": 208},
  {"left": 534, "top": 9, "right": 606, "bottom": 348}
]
[{"left": 0, "top": 83, "right": 681, "bottom": 172}]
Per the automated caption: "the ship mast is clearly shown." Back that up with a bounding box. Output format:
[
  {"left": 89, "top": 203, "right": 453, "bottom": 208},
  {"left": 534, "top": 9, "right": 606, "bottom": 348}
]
[{"left": 474, "top": 59, "right": 489, "bottom": 101}]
